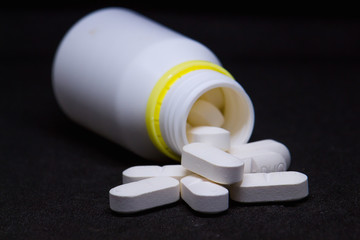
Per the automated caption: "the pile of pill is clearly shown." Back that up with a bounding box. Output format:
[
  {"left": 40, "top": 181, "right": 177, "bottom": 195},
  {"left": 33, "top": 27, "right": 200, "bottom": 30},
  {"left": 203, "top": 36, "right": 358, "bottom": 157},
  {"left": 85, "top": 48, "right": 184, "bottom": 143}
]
[{"left": 109, "top": 90, "right": 309, "bottom": 214}]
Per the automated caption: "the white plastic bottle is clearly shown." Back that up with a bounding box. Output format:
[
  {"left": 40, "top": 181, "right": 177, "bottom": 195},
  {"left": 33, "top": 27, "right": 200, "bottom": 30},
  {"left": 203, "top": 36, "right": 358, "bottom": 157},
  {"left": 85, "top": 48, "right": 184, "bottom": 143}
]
[{"left": 52, "top": 7, "right": 255, "bottom": 161}]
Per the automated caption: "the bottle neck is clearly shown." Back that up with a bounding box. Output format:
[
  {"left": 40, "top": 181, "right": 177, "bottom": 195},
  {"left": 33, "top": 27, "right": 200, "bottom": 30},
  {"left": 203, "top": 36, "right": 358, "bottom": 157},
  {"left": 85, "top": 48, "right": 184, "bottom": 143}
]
[{"left": 160, "top": 69, "right": 255, "bottom": 156}]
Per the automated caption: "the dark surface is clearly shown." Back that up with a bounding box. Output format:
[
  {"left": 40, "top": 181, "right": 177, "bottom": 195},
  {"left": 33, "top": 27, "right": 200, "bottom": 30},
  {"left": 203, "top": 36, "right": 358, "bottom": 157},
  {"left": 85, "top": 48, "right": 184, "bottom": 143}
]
[{"left": 0, "top": 4, "right": 359, "bottom": 239}]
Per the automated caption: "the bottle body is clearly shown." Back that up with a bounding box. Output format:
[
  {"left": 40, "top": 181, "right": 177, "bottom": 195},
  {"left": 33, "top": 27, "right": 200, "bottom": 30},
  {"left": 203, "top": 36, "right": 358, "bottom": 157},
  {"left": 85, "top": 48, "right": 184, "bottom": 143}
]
[{"left": 52, "top": 8, "right": 254, "bottom": 160}]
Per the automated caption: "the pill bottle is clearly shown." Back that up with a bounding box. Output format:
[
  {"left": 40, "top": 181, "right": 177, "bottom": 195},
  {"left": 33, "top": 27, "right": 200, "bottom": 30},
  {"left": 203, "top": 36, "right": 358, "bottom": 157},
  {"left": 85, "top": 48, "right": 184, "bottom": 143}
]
[{"left": 52, "top": 7, "right": 255, "bottom": 161}]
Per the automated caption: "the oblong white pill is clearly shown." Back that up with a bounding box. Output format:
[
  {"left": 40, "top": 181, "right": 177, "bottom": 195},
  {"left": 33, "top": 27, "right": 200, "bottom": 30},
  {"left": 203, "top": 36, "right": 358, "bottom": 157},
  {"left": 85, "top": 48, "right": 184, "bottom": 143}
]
[
  {"left": 199, "top": 88, "right": 225, "bottom": 110},
  {"left": 187, "top": 99, "right": 224, "bottom": 127},
  {"left": 188, "top": 126, "right": 230, "bottom": 151},
  {"left": 122, "top": 165, "right": 161, "bottom": 184},
  {"left": 181, "top": 142, "right": 244, "bottom": 184},
  {"left": 230, "top": 171, "right": 309, "bottom": 203},
  {"left": 181, "top": 175, "right": 229, "bottom": 213},
  {"left": 229, "top": 149, "right": 288, "bottom": 173},
  {"left": 109, "top": 177, "right": 180, "bottom": 213},
  {"left": 230, "top": 139, "right": 291, "bottom": 167},
  {"left": 122, "top": 165, "right": 190, "bottom": 184}
]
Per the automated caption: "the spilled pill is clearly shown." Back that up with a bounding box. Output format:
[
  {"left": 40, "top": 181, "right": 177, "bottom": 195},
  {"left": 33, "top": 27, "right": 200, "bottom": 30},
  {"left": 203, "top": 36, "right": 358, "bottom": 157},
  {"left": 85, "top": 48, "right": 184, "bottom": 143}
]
[
  {"left": 181, "top": 142, "right": 244, "bottom": 184},
  {"left": 187, "top": 126, "right": 230, "bottom": 151},
  {"left": 109, "top": 177, "right": 180, "bottom": 213},
  {"left": 187, "top": 99, "right": 224, "bottom": 127},
  {"left": 230, "top": 149, "right": 288, "bottom": 173},
  {"left": 122, "top": 165, "right": 190, "bottom": 183},
  {"left": 230, "top": 139, "right": 291, "bottom": 167},
  {"left": 181, "top": 175, "right": 228, "bottom": 213},
  {"left": 230, "top": 171, "right": 309, "bottom": 203}
]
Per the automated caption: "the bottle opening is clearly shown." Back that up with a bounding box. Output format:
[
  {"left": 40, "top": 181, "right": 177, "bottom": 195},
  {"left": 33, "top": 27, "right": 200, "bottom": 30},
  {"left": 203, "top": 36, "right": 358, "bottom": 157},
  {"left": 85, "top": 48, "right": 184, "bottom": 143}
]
[
  {"left": 160, "top": 69, "right": 254, "bottom": 158},
  {"left": 185, "top": 86, "right": 254, "bottom": 147}
]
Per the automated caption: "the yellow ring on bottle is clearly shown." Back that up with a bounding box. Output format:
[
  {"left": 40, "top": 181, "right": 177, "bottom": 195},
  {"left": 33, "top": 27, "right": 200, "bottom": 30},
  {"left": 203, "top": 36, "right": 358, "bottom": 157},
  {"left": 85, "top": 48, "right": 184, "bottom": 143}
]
[{"left": 145, "top": 60, "right": 234, "bottom": 161}]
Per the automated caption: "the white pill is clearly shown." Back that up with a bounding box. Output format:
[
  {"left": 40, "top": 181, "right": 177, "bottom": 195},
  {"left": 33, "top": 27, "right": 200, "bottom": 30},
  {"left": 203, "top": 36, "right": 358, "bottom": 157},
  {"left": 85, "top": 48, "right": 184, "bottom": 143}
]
[
  {"left": 122, "top": 165, "right": 190, "bottom": 184},
  {"left": 229, "top": 149, "right": 288, "bottom": 173},
  {"left": 181, "top": 142, "right": 244, "bottom": 184},
  {"left": 187, "top": 126, "right": 230, "bottom": 151},
  {"left": 181, "top": 175, "right": 228, "bottom": 213},
  {"left": 199, "top": 88, "right": 225, "bottom": 110},
  {"left": 187, "top": 99, "right": 224, "bottom": 127},
  {"left": 230, "top": 139, "right": 291, "bottom": 167},
  {"left": 230, "top": 171, "right": 309, "bottom": 203},
  {"left": 109, "top": 177, "right": 180, "bottom": 213}
]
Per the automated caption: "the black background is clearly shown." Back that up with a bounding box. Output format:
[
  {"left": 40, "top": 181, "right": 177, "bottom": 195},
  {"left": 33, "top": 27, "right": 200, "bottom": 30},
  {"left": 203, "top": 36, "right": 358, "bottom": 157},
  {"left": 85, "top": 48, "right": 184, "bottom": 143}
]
[{"left": 1, "top": 1, "right": 359, "bottom": 239}]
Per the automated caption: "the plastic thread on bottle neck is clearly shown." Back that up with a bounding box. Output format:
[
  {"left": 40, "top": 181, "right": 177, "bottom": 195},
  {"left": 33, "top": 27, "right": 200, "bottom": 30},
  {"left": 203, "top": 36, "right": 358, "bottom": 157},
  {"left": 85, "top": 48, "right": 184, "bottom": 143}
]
[{"left": 160, "top": 69, "right": 255, "bottom": 159}]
